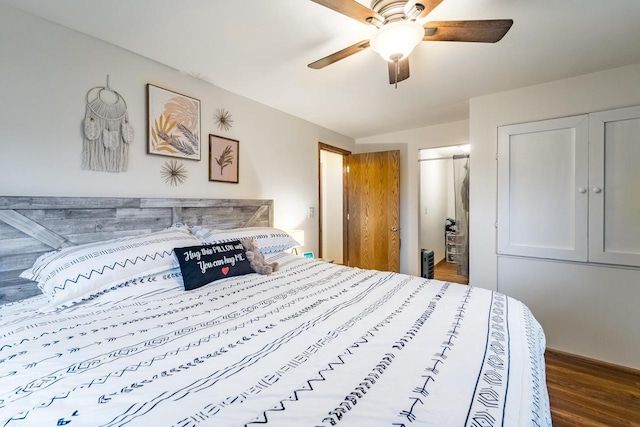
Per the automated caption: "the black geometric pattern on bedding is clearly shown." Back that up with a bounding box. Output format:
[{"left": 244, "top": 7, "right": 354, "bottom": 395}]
[
  {"left": 523, "top": 304, "right": 548, "bottom": 426},
  {"left": 0, "top": 254, "right": 550, "bottom": 427},
  {"left": 2, "top": 263, "right": 373, "bottom": 418},
  {"left": 20, "top": 227, "right": 199, "bottom": 307},
  {"left": 464, "top": 292, "right": 510, "bottom": 427},
  {"left": 245, "top": 281, "right": 447, "bottom": 426},
  {"left": 117, "top": 270, "right": 403, "bottom": 425}
]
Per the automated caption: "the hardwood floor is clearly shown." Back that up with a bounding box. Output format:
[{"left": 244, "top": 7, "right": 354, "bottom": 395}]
[
  {"left": 433, "top": 259, "right": 469, "bottom": 284},
  {"left": 545, "top": 349, "right": 640, "bottom": 426}
]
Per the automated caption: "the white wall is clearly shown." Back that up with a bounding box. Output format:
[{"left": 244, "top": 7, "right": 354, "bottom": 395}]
[
  {"left": 470, "top": 63, "right": 640, "bottom": 369},
  {"left": 0, "top": 4, "right": 354, "bottom": 256},
  {"left": 419, "top": 158, "right": 450, "bottom": 263},
  {"left": 355, "top": 121, "right": 469, "bottom": 275}
]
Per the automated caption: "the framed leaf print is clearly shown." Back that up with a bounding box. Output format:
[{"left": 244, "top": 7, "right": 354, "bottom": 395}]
[
  {"left": 147, "top": 84, "right": 201, "bottom": 160},
  {"left": 209, "top": 134, "right": 239, "bottom": 183}
]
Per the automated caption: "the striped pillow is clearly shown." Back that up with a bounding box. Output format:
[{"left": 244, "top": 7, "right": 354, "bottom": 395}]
[
  {"left": 190, "top": 226, "right": 300, "bottom": 254},
  {"left": 20, "top": 225, "right": 200, "bottom": 308}
]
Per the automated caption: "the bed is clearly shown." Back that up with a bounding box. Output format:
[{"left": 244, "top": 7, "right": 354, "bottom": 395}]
[{"left": 0, "top": 197, "right": 551, "bottom": 426}]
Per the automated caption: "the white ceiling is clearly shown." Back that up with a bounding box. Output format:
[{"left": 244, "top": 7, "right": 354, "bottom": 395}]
[{"left": 4, "top": 0, "right": 640, "bottom": 138}]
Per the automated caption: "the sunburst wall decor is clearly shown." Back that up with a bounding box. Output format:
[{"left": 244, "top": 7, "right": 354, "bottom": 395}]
[
  {"left": 161, "top": 160, "right": 188, "bottom": 186},
  {"left": 214, "top": 108, "right": 234, "bottom": 131}
]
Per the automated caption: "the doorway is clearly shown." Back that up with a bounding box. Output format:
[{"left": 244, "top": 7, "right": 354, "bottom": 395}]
[
  {"left": 419, "top": 145, "right": 470, "bottom": 284},
  {"left": 318, "top": 143, "right": 350, "bottom": 263},
  {"left": 318, "top": 144, "right": 400, "bottom": 272}
]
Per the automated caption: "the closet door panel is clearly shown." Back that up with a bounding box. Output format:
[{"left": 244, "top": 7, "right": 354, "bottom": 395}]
[
  {"left": 497, "top": 115, "right": 589, "bottom": 261},
  {"left": 589, "top": 105, "right": 640, "bottom": 266},
  {"left": 509, "top": 130, "right": 574, "bottom": 248}
]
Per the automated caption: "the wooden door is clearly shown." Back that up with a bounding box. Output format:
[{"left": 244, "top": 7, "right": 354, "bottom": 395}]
[{"left": 346, "top": 150, "right": 400, "bottom": 272}]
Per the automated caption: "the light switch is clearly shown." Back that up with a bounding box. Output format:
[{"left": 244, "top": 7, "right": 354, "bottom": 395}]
[{"left": 308, "top": 207, "right": 315, "bottom": 219}]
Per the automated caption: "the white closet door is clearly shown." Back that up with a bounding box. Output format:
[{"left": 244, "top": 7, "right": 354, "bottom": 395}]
[
  {"left": 497, "top": 115, "right": 589, "bottom": 261},
  {"left": 589, "top": 105, "right": 640, "bottom": 266}
]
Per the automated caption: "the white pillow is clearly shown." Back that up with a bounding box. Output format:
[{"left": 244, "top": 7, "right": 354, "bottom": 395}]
[
  {"left": 190, "top": 226, "right": 300, "bottom": 253},
  {"left": 20, "top": 225, "right": 200, "bottom": 308}
]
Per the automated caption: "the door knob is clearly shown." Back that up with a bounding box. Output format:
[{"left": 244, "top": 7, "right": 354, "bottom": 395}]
[
  {"left": 592, "top": 187, "right": 602, "bottom": 194},
  {"left": 578, "top": 187, "right": 587, "bottom": 194}
]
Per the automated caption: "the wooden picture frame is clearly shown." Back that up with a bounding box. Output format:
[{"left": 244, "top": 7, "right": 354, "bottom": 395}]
[
  {"left": 147, "top": 84, "right": 201, "bottom": 160},
  {"left": 209, "top": 134, "right": 239, "bottom": 183}
]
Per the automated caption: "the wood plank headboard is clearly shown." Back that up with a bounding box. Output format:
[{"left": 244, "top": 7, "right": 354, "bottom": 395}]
[{"left": 0, "top": 196, "right": 274, "bottom": 304}]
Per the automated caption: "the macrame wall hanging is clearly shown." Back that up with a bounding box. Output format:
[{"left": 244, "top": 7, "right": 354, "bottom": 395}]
[{"left": 82, "top": 76, "right": 134, "bottom": 172}]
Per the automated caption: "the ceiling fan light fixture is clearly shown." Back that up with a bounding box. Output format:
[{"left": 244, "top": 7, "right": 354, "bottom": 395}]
[{"left": 369, "top": 20, "right": 424, "bottom": 62}]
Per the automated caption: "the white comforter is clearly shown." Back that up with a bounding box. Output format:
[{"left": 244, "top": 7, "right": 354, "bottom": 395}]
[{"left": 0, "top": 254, "right": 551, "bottom": 426}]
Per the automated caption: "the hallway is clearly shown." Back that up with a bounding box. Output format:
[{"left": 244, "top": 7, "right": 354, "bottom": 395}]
[{"left": 434, "top": 259, "right": 469, "bottom": 285}]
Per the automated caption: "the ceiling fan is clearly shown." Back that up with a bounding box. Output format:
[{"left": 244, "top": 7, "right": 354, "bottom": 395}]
[{"left": 308, "top": 0, "right": 513, "bottom": 86}]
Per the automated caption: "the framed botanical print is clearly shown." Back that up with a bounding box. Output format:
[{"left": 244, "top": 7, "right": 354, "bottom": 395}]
[
  {"left": 147, "top": 84, "right": 201, "bottom": 160},
  {"left": 209, "top": 134, "right": 239, "bottom": 183}
]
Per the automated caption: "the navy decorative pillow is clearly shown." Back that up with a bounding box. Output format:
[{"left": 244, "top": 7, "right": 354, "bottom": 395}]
[{"left": 174, "top": 240, "right": 253, "bottom": 291}]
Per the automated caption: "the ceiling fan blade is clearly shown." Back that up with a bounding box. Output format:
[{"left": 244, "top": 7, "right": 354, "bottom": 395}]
[
  {"left": 310, "top": 0, "right": 384, "bottom": 26},
  {"left": 423, "top": 19, "right": 514, "bottom": 43},
  {"left": 388, "top": 57, "right": 410, "bottom": 85},
  {"left": 404, "top": 0, "right": 444, "bottom": 19},
  {"left": 308, "top": 40, "right": 371, "bottom": 69}
]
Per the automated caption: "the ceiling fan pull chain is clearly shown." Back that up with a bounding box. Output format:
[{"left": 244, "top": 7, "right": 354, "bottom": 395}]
[{"left": 394, "top": 59, "right": 399, "bottom": 89}]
